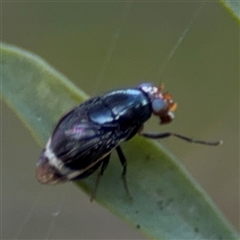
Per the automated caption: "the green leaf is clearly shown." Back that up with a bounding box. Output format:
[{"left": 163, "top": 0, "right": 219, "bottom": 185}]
[
  {"left": 1, "top": 43, "right": 239, "bottom": 239},
  {"left": 219, "top": 0, "right": 240, "bottom": 23}
]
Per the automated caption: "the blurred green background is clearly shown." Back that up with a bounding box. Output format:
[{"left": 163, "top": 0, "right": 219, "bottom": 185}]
[{"left": 1, "top": 1, "right": 239, "bottom": 239}]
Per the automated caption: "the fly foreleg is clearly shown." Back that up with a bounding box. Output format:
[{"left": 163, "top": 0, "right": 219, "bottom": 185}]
[{"left": 139, "top": 132, "right": 222, "bottom": 146}]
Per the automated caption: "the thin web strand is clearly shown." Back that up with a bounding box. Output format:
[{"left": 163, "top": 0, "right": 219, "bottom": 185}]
[
  {"left": 0, "top": 2, "right": 3, "bottom": 240},
  {"left": 45, "top": 189, "right": 67, "bottom": 240},
  {"left": 14, "top": 188, "right": 44, "bottom": 239},
  {"left": 92, "top": 2, "right": 132, "bottom": 95},
  {"left": 157, "top": 2, "right": 206, "bottom": 79}
]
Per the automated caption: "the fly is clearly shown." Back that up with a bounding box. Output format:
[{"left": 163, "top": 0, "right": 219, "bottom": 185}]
[{"left": 35, "top": 83, "right": 222, "bottom": 200}]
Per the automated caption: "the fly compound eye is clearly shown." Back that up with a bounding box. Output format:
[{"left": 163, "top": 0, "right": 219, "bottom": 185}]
[
  {"left": 151, "top": 92, "right": 177, "bottom": 125},
  {"left": 152, "top": 99, "right": 167, "bottom": 114}
]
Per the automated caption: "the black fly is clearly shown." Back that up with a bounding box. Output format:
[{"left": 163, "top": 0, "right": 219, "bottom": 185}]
[{"left": 36, "top": 83, "right": 222, "bottom": 199}]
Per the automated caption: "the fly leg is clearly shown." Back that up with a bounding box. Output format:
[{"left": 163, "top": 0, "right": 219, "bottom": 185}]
[
  {"left": 116, "top": 146, "right": 132, "bottom": 201},
  {"left": 139, "top": 132, "right": 222, "bottom": 146},
  {"left": 90, "top": 155, "right": 110, "bottom": 202}
]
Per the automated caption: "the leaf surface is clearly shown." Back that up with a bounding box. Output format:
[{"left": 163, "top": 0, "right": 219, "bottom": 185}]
[
  {"left": 1, "top": 43, "right": 238, "bottom": 239},
  {"left": 219, "top": 0, "right": 240, "bottom": 23}
]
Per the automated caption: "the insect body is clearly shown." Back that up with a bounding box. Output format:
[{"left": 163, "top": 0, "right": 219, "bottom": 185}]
[{"left": 36, "top": 83, "right": 221, "bottom": 196}]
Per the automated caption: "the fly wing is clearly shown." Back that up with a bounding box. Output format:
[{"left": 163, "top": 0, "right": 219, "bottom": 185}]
[{"left": 50, "top": 100, "right": 120, "bottom": 171}]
